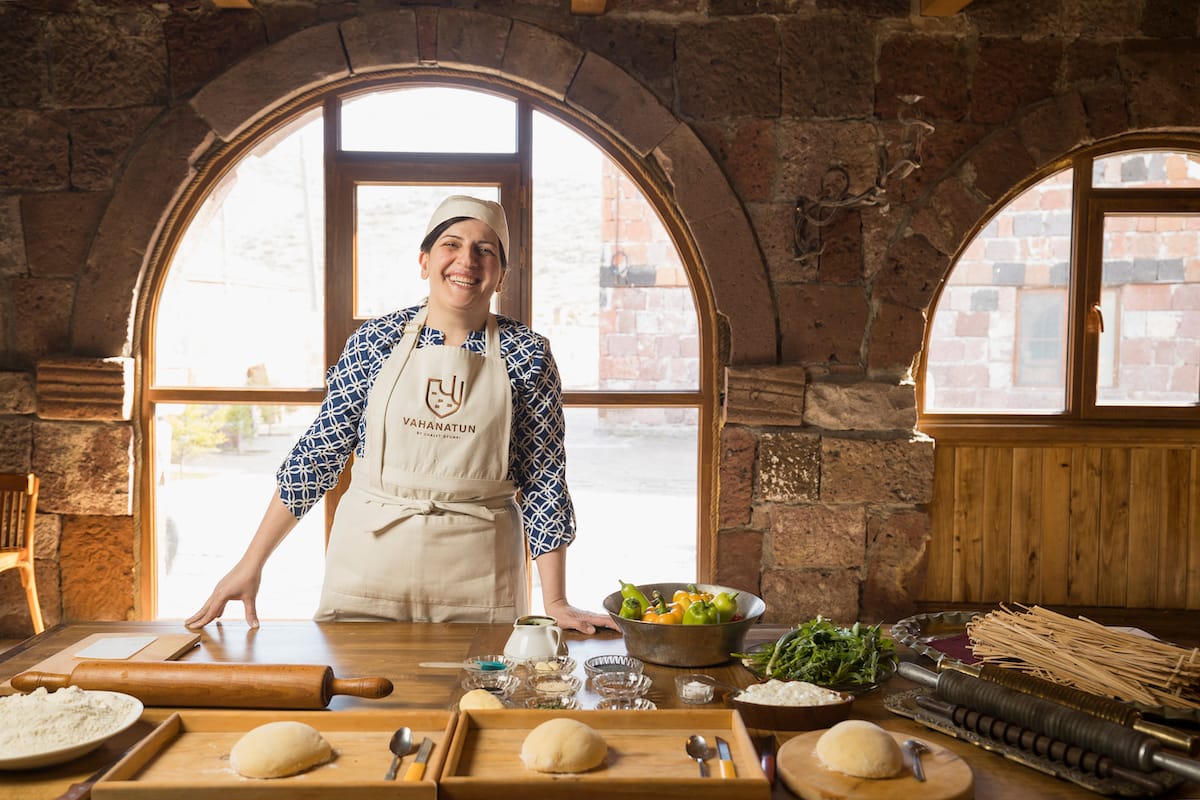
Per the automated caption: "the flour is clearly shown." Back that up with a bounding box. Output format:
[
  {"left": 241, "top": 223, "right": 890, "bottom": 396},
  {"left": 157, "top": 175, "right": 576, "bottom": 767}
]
[{"left": 0, "top": 686, "right": 139, "bottom": 756}]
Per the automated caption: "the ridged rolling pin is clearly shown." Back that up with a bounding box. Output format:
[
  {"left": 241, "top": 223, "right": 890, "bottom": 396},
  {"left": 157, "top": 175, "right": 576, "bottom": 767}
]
[
  {"left": 10, "top": 661, "right": 394, "bottom": 709},
  {"left": 939, "top": 660, "right": 1198, "bottom": 754},
  {"left": 899, "top": 662, "right": 1200, "bottom": 785}
]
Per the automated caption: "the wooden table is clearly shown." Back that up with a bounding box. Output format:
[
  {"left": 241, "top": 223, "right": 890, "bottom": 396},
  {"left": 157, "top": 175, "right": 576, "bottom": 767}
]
[{"left": 1, "top": 619, "right": 1197, "bottom": 799}]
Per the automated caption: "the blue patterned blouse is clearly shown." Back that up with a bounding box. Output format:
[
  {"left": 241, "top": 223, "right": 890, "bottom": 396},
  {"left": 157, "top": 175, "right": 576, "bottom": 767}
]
[{"left": 276, "top": 304, "right": 576, "bottom": 558}]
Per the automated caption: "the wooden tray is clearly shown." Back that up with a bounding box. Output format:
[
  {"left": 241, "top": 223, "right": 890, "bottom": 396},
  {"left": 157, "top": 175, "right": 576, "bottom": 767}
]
[
  {"left": 439, "top": 708, "right": 769, "bottom": 799},
  {"left": 92, "top": 708, "right": 455, "bottom": 799}
]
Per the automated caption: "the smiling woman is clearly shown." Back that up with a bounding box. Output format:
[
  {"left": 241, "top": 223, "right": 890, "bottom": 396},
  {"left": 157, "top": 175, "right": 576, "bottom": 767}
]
[{"left": 147, "top": 80, "right": 705, "bottom": 623}]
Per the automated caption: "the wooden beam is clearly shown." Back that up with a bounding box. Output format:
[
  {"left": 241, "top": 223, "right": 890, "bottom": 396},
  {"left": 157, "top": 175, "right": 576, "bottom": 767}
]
[
  {"left": 212, "top": 0, "right": 254, "bottom": 9},
  {"left": 920, "top": 0, "right": 975, "bottom": 16},
  {"left": 571, "top": 0, "right": 607, "bottom": 14}
]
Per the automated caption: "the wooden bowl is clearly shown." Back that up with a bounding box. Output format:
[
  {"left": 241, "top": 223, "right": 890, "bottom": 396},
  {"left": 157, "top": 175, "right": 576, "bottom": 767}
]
[{"left": 730, "top": 689, "right": 854, "bottom": 731}]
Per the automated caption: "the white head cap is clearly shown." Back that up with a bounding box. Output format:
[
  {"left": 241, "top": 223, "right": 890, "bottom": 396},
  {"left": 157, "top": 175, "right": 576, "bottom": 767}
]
[{"left": 424, "top": 195, "right": 510, "bottom": 264}]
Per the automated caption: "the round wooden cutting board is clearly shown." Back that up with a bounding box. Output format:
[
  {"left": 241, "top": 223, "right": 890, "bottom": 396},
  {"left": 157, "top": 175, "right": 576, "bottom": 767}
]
[{"left": 778, "top": 728, "right": 974, "bottom": 800}]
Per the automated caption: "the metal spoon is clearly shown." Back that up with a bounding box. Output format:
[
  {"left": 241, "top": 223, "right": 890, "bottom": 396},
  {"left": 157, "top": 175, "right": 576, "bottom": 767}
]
[
  {"left": 385, "top": 726, "right": 414, "bottom": 780},
  {"left": 686, "top": 733, "right": 714, "bottom": 777},
  {"left": 903, "top": 738, "right": 928, "bottom": 782}
]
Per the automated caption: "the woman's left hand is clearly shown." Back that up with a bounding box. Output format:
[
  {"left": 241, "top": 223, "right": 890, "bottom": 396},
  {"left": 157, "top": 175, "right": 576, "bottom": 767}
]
[{"left": 545, "top": 600, "right": 618, "bottom": 634}]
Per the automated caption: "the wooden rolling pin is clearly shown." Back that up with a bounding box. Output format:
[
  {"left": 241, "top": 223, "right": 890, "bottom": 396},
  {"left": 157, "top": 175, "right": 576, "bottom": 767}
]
[{"left": 10, "top": 661, "right": 394, "bottom": 709}]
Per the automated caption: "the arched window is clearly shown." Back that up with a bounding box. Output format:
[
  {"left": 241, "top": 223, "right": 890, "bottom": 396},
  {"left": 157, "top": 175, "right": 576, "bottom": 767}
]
[
  {"left": 146, "top": 79, "right": 709, "bottom": 619},
  {"left": 923, "top": 144, "right": 1200, "bottom": 425}
]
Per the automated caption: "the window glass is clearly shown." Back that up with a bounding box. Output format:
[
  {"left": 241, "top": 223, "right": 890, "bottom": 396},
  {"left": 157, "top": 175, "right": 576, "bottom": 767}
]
[
  {"left": 356, "top": 184, "right": 500, "bottom": 318},
  {"left": 154, "top": 110, "right": 326, "bottom": 389},
  {"left": 924, "top": 169, "right": 1072, "bottom": 413},
  {"left": 154, "top": 404, "right": 325, "bottom": 620},
  {"left": 1093, "top": 150, "right": 1200, "bottom": 188},
  {"left": 1096, "top": 213, "right": 1200, "bottom": 406},
  {"left": 341, "top": 87, "right": 516, "bottom": 153},
  {"left": 531, "top": 111, "right": 699, "bottom": 392}
]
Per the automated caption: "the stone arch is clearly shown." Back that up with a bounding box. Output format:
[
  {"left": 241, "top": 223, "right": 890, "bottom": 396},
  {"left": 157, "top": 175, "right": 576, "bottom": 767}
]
[{"left": 77, "top": 7, "right": 776, "bottom": 366}]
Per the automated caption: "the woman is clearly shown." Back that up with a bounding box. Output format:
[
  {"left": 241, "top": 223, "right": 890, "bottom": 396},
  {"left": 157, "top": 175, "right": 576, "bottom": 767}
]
[{"left": 187, "top": 195, "right": 612, "bottom": 634}]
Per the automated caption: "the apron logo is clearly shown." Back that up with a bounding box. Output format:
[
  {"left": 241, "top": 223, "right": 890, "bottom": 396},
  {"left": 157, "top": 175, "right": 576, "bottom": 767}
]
[{"left": 425, "top": 375, "right": 465, "bottom": 418}]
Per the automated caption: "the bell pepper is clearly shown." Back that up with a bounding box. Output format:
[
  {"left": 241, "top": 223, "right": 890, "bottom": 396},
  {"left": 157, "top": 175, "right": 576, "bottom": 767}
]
[
  {"left": 618, "top": 579, "right": 650, "bottom": 616},
  {"left": 641, "top": 591, "right": 683, "bottom": 624},
  {"left": 672, "top": 584, "right": 709, "bottom": 611},
  {"left": 682, "top": 598, "right": 718, "bottom": 625},
  {"left": 618, "top": 596, "right": 643, "bottom": 620},
  {"left": 712, "top": 591, "right": 739, "bottom": 623}
]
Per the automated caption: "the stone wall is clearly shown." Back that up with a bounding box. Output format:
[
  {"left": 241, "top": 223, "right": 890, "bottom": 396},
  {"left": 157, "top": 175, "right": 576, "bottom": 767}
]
[{"left": 1, "top": 0, "right": 1197, "bottom": 636}]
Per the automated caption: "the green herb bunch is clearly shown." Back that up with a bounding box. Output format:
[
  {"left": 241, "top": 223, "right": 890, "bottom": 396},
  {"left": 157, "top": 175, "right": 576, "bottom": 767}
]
[{"left": 734, "top": 616, "right": 897, "bottom": 686}]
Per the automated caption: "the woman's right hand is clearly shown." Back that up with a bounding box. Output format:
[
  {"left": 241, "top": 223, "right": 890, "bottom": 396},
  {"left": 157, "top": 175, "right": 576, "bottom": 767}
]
[{"left": 185, "top": 561, "right": 264, "bottom": 629}]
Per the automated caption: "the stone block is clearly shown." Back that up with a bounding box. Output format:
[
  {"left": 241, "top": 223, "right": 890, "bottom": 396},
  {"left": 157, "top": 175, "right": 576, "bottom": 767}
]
[
  {"left": 970, "top": 38, "right": 1063, "bottom": 125},
  {"left": 967, "top": 128, "right": 1038, "bottom": 203},
  {"left": 60, "top": 513, "right": 135, "bottom": 622},
  {"left": 32, "top": 421, "right": 133, "bottom": 516},
  {"left": 1018, "top": 92, "right": 1089, "bottom": 166},
  {"left": 761, "top": 567, "right": 859, "bottom": 624},
  {"left": 0, "top": 418, "right": 33, "bottom": 474},
  {"left": 340, "top": 8, "right": 420, "bottom": 71},
  {"left": 723, "top": 365, "right": 806, "bottom": 426},
  {"left": 0, "top": 110, "right": 70, "bottom": 191},
  {"left": 163, "top": 6, "right": 269, "bottom": 97},
  {"left": 758, "top": 431, "right": 820, "bottom": 503},
  {"left": 676, "top": 17, "right": 779, "bottom": 119},
  {"left": 21, "top": 191, "right": 107, "bottom": 278},
  {"left": 191, "top": 22, "right": 350, "bottom": 141},
  {"left": 0, "top": 196, "right": 25, "bottom": 278},
  {"left": 770, "top": 504, "right": 865, "bottom": 569},
  {"left": 0, "top": 372, "right": 36, "bottom": 415},
  {"left": 567, "top": 52, "right": 676, "bottom": 157},
  {"left": 1123, "top": 43, "right": 1200, "bottom": 128},
  {"left": 434, "top": 8, "right": 508, "bottom": 73},
  {"left": 718, "top": 425, "right": 757, "bottom": 527},
  {"left": 861, "top": 508, "right": 929, "bottom": 622},
  {"left": 714, "top": 529, "right": 763, "bottom": 596},
  {"left": 777, "top": 283, "right": 869, "bottom": 367},
  {"left": 36, "top": 357, "right": 133, "bottom": 421},
  {"left": 804, "top": 381, "right": 916, "bottom": 432},
  {"left": 907, "top": 174, "right": 988, "bottom": 257},
  {"left": 0, "top": 558, "right": 60, "bottom": 638},
  {"left": 576, "top": 17, "right": 676, "bottom": 105},
  {"left": 821, "top": 436, "right": 934, "bottom": 504},
  {"left": 7, "top": 277, "right": 74, "bottom": 368},
  {"left": 46, "top": 11, "right": 167, "bottom": 109},
  {"left": 68, "top": 107, "right": 160, "bottom": 192},
  {"left": 874, "top": 233, "right": 945, "bottom": 310},
  {"left": 781, "top": 14, "right": 874, "bottom": 118},
  {"left": 1081, "top": 83, "right": 1131, "bottom": 141},
  {"left": 876, "top": 34, "right": 969, "bottom": 122},
  {"left": 867, "top": 302, "right": 926, "bottom": 376},
  {"left": 502, "top": 20, "right": 583, "bottom": 99}
]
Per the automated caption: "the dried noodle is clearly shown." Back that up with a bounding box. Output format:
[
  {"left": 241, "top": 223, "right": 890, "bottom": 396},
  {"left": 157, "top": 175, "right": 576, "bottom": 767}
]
[{"left": 966, "top": 604, "right": 1200, "bottom": 709}]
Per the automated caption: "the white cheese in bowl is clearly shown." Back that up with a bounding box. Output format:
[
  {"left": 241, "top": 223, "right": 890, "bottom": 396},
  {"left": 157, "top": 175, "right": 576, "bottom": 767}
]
[{"left": 736, "top": 678, "right": 843, "bottom": 706}]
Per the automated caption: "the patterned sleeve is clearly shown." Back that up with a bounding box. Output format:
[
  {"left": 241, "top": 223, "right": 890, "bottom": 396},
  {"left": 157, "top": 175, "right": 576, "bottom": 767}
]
[
  {"left": 507, "top": 327, "right": 576, "bottom": 558},
  {"left": 275, "top": 309, "right": 410, "bottom": 518}
]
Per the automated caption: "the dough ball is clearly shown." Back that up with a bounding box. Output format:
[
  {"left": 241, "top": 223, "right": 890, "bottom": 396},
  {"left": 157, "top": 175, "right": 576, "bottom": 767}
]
[
  {"left": 520, "top": 718, "right": 607, "bottom": 773},
  {"left": 814, "top": 720, "right": 903, "bottom": 779},
  {"left": 230, "top": 721, "right": 333, "bottom": 779},
  {"left": 460, "top": 688, "right": 506, "bottom": 710}
]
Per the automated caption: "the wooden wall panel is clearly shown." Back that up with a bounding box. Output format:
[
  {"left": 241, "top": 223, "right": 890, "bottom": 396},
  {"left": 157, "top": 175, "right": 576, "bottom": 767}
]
[{"left": 926, "top": 441, "right": 1200, "bottom": 610}]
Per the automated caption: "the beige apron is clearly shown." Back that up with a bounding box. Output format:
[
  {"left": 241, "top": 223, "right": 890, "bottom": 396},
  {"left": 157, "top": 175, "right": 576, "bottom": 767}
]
[{"left": 315, "top": 305, "right": 528, "bottom": 622}]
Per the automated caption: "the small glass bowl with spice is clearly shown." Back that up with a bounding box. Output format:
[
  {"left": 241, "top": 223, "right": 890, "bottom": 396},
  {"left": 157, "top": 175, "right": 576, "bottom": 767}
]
[
  {"left": 530, "top": 674, "right": 583, "bottom": 703},
  {"left": 595, "top": 697, "right": 657, "bottom": 711},
  {"left": 461, "top": 671, "right": 521, "bottom": 699},
  {"left": 583, "top": 654, "right": 644, "bottom": 682},
  {"left": 525, "top": 655, "right": 577, "bottom": 680},
  {"left": 525, "top": 695, "right": 579, "bottom": 710},
  {"left": 674, "top": 673, "right": 718, "bottom": 704}
]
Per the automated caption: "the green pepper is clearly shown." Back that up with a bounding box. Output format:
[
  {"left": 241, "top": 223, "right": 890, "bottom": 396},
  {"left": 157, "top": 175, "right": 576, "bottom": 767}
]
[
  {"left": 618, "top": 579, "right": 649, "bottom": 616},
  {"left": 618, "top": 596, "right": 643, "bottom": 619},
  {"left": 682, "top": 598, "right": 718, "bottom": 625},
  {"left": 712, "top": 591, "right": 739, "bottom": 623}
]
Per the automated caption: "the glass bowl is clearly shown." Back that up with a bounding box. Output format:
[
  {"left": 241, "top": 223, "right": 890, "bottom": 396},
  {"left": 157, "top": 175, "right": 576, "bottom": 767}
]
[
  {"left": 675, "top": 673, "right": 718, "bottom": 704},
  {"left": 525, "top": 695, "right": 579, "bottom": 710},
  {"left": 463, "top": 654, "right": 517, "bottom": 674},
  {"left": 592, "top": 671, "right": 652, "bottom": 700},
  {"left": 461, "top": 671, "right": 521, "bottom": 699},
  {"left": 583, "top": 654, "right": 644, "bottom": 681},
  {"left": 530, "top": 674, "right": 583, "bottom": 700},
  {"left": 525, "top": 655, "right": 577, "bottom": 679},
  {"left": 595, "top": 697, "right": 657, "bottom": 711}
]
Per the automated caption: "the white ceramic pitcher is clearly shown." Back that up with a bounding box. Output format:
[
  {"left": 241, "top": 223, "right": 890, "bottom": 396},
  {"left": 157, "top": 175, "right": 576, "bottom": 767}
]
[{"left": 503, "top": 614, "right": 562, "bottom": 661}]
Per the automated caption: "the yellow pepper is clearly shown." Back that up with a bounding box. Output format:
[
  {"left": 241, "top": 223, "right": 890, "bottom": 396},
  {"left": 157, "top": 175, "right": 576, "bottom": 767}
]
[
  {"left": 672, "top": 584, "right": 710, "bottom": 611},
  {"left": 642, "top": 591, "right": 683, "bottom": 624}
]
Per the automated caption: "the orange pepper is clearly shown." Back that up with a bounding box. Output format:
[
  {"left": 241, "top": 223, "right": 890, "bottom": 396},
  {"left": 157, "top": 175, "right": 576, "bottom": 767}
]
[{"left": 641, "top": 591, "right": 683, "bottom": 624}]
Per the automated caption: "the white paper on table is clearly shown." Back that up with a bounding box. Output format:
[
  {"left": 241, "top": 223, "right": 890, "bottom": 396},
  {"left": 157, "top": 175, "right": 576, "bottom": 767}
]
[{"left": 73, "top": 635, "right": 158, "bottom": 660}]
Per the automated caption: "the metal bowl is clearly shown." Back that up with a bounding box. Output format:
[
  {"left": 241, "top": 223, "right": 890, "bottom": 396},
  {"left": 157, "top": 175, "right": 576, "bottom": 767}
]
[{"left": 602, "top": 582, "right": 766, "bottom": 667}]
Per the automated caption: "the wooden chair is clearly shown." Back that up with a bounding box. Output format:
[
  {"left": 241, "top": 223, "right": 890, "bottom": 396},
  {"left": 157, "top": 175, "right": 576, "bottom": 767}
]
[{"left": 0, "top": 473, "right": 44, "bottom": 633}]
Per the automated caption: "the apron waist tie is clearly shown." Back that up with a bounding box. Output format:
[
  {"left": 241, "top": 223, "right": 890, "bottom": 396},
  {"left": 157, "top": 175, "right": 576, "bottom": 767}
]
[{"left": 363, "top": 497, "right": 512, "bottom": 534}]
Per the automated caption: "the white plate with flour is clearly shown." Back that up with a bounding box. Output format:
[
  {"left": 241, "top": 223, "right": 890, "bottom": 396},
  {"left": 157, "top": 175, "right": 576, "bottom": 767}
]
[{"left": 0, "top": 687, "right": 144, "bottom": 769}]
